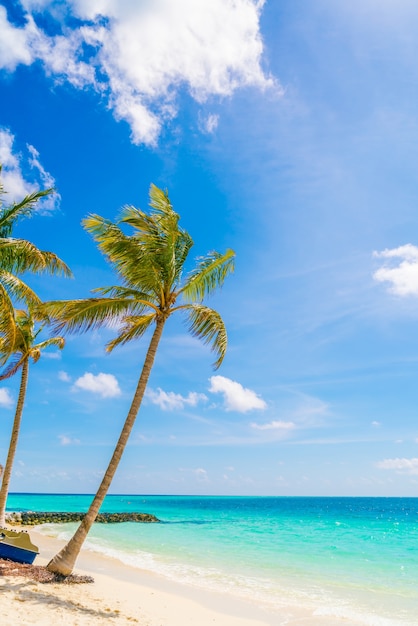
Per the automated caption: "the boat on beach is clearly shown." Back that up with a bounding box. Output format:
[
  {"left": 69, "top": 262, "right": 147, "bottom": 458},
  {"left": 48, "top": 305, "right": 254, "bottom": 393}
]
[{"left": 0, "top": 527, "right": 39, "bottom": 564}]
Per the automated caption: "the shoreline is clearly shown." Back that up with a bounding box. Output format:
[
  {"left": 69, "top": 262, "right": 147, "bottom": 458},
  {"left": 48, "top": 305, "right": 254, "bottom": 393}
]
[
  {"left": 1, "top": 526, "right": 277, "bottom": 626},
  {"left": 0, "top": 526, "right": 359, "bottom": 626}
]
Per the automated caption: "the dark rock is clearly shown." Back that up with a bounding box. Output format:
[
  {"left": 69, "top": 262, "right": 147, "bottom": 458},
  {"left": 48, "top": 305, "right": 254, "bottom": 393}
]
[{"left": 6, "top": 511, "right": 160, "bottom": 525}]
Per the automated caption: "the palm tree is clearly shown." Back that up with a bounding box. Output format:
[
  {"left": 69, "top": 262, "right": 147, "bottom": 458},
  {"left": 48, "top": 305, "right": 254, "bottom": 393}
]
[
  {"left": 0, "top": 308, "right": 65, "bottom": 527},
  {"left": 44, "top": 183, "right": 235, "bottom": 575},
  {"left": 0, "top": 166, "right": 72, "bottom": 360}
]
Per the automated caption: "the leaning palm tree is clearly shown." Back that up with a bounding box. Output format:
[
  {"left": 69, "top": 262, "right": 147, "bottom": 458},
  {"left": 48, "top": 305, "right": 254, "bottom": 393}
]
[
  {"left": 0, "top": 308, "right": 65, "bottom": 527},
  {"left": 44, "top": 183, "right": 235, "bottom": 575},
  {"left": 0, "top": 166, "right": 72, "bottom": 361}
]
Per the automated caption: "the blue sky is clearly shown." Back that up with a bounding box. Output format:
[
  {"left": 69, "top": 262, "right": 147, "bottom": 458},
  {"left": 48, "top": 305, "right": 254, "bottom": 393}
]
[{"left": 1, "top": 0, "right": 418, "bottom": 496}]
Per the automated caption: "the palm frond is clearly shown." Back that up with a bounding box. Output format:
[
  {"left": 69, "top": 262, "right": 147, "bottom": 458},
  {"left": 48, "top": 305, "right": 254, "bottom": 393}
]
[
  {"left": 91, "top": 284, "right": 157, "bottom": 305},
  {"left": 83, "top": 214, "right": 162, "bottom": 295},
  {"left": 0, "top": 239, "right": 72, "bottom": 276},
  {"left": 148, "top": 184, "right": 179, "bottom": 228},
  {"left": 105, "top": 313, "right": 155, "bottom": 352},
  {"left": 120, "top": 190, "right": 190, "bottom": 293},
  {"left": 0, "top": 188, "right": 54, "bottom": 236},
  {"left": 183, "top": 304, "right": 228, "bottom": 369},
  {"left": 0, "top": 354, "right": 26, "bottom": 380},
  {"left": 33, "top": 336, "right": 65, "bottom": 352},
  {"left": 0, "top": 270, "right": 42, "bottom": 307},
  {"left": 179, "top": 249, "right": 235, "bottom": 303},
  {"left": 42, "top": 297, "right": 150, "bottom": 335},
  {"left": 0, "top": 302, "right": 17, "bottom": 365}
]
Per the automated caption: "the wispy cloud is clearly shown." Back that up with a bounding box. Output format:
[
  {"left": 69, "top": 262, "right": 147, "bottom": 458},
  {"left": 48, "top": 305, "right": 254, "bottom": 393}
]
[
  {"left": 209, "top": 375, "right": 267, "bottom": 412},
  {"left": 199, "top": 113, "right": 219, "bottom": 134},
  {"left": 0, "top": 127, "right": 59, "bottom": 209},
  {"left": 251, "top": 420, "right": 296, "bottom": 431},
  {"left": 373, "top": 244, "right": 418, "bottom": 296},
  {"left": 72, "top": 372, "right": 121, "bottom": 398},
  {"left": 58, "top": 434, "right": 80, "bottom": 446},
  {"left": 146, "top": 388, "right": 207, "bottom": 411},
  {"left": 180, "top": 466, "right": 210, "bottom": 482},
  {"left": 376, "top": 457, "right": 418, "bottom": 475},
  {"left": 0, "top": 387, "right": 14, "bottom": 408},
  {"left": 0, "top": 1, "right": 276, "bottom": 146},
  {"left": 58, "top": 371, "right": 71, "bottom": 382}
]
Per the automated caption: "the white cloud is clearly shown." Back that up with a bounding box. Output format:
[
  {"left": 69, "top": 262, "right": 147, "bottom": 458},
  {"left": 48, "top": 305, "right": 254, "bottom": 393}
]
[
  {"left": 209, "top": 375, "right": 267, "bottom": 412},
  {"left": 0, "top": 127, "right": 59, "bottom": 209},
  {"left": 0, "top": 388, "right": 14, "bottom": 408},
  {"left": 194, "top": 467, "right": 209, "bottom": 482},
  {"left": 0, "top": 0, "right": 276, "bottom": 146},
  {"left": 376, "top": 457, "right": 418, "bottom": 475},
  {"left": 371, "top": 420, "right": 381, "bottom": 427},
  {"left": 58, "top": 434, "right": 80, "bottom": 446},
  {"left": 146, "top": 387, "right": 207, "bottom": 411},
  {"left": 251, "top": 420, "right": 295, "bottom": 431},
  {"left": 72, "top": 372, "right": 121, "bottom": 398},
  {"left": 58, "top": 370, "right": 71, "bottom": 382},
  {"left": 199, "top": 113, "right": 219, "bottom": 134},
  {"left": 42, "top": 351, "right": 62, "bottom": 360},
  {"left": 0, "top": 5, "right": 35, "bottom": 70},
  {"left": 0, "top": 128, "right": 35, "bottom": 199},
  {"left": 373, "top": 244, "right": 418, "bottom": 296},
  {"left": 27, "top": 144, "right": 61, "bottom": 211}
]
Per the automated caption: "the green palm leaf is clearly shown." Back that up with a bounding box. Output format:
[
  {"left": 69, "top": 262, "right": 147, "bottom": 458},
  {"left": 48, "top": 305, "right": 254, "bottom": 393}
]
[
  {"left": 106, "top": 314, "right": 155, "bottom": 352},
  {"left": 180, "top": 249, "right": 235, "bottom": 302},
  {"left": 183, "top": 304, "right": 228, "bottom": 369}
]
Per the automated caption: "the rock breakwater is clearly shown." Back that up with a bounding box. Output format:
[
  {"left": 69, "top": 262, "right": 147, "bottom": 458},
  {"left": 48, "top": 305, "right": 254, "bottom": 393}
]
[{"left": 6, "top": 511, "right": 160, "bottom": 525}]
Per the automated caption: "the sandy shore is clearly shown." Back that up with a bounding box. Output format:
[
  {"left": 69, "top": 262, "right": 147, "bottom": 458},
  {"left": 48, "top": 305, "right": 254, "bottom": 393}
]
[
  {"left": 1, "top": 527, "right": 369, "bottom": 626},
  {"left": 1, "top": 527, "right": 283, "bottom": 626}
]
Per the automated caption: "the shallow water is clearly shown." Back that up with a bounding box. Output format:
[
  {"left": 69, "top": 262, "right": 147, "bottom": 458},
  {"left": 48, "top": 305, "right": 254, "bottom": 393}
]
[{"left": 8, "top": 494, "right": 418, "bottom": 624}]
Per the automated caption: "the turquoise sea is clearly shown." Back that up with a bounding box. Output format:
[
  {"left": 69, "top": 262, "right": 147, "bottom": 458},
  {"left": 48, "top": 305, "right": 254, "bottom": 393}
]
[{"left": 7, "top": 494, "right": 418, "bottom": 625}]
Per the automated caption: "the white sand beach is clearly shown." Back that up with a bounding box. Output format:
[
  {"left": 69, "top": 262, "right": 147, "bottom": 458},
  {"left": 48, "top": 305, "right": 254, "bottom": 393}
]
[{"left": 0, "top": 528, "right": 276, "bottom": 626}]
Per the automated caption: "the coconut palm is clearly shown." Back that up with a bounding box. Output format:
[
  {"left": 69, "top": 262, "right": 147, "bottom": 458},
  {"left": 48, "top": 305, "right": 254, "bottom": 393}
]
[
  {"left": 43, "top": 183, "right": 235, "bottom": 575},
  {"left": 0, "top": 308, "right": 65, "bottom": 527},
  {"left": 0, "top": 166, "right": 72, "bottom": 360}
]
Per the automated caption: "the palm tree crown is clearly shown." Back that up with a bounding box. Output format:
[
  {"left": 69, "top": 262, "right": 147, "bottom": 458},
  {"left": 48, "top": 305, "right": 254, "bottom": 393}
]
[
  {"left": 46, "top": 184, "right": 235, "bottom": 367},
  {"left": 0, "top": 166, "right": 72, "bottom": 360},
  {"left": 0, "top": 308, "right": 65, "bottom": 526}
]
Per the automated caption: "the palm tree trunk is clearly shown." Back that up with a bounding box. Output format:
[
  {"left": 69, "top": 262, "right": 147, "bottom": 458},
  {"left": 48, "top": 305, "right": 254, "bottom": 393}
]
[
  {"left": 0, "top": 359, "right": 29, "bottom": 527},
  {"left": 46, "top": 318, "right": 166, "bottom": 575}
]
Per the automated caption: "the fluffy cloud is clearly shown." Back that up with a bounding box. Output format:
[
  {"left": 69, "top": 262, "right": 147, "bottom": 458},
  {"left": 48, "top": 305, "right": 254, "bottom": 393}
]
[
  {"left": 209, "top": 375, "right": 267, "bottom": 412},
  {"left": 58, "top": 370, "right": 71, "bottom": 382},
  {"left": 376, "top": 457, "right": 418, "bottom": 475},
  {"left": 0, "top": 387, "right": 14, "bottom": 408},
  {"left": 0, "top": 127, "right": 59, "bottom": 210},
  {"left": 0, "top": 5, "right": 35, "bottom": 70},
  {"left": 146, "top": 388, "right": 207, "bottom": 411},
  {"left": 72, "top": 372, "right": 121, "bottom": 398},
  {"left": 373, "top": 244, "right": 418, "bottom": 296},
  {"left": 0, "top": 1, "right": 275, "bottom": 146}
]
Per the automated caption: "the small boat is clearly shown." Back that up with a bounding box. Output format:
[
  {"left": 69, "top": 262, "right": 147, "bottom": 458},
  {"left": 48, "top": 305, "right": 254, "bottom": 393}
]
[{"left": 0, "top": 527, "right": 39, "bottom": 564}]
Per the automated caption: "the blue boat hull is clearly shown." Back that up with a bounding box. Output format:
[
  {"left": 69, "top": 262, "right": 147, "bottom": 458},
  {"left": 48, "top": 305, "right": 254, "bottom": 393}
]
[
  {"left": 0, "top": 529, "right": 39, "bottom": 564},
  {"left": 0, "top": 542, "right": 38, "bottom": 564}
]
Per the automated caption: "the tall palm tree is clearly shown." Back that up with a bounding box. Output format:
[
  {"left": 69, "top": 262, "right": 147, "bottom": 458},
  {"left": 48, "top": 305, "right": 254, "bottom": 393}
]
[
  {"left": 44, "top": 184, "right": 235, "bottom": 575},
  {"left": 0, "top": 166, "right": 72, "bottom": 360},
  {"left": 0, "top": 308, "right": 65, "bottom": 527}
]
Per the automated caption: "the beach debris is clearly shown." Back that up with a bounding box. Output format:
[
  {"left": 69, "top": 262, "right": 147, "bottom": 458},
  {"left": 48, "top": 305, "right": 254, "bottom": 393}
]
[
  {"left": 6, "top": 511, "right": 160, "bottom": 525},
  {"left": 0, "top": 557, "right": 94, "bottom": 584}
]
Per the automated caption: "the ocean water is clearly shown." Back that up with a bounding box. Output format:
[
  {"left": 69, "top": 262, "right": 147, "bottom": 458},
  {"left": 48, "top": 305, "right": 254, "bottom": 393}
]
[{"left": 7, "top": 494, "right": 418, "bottom": 625}]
